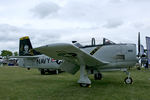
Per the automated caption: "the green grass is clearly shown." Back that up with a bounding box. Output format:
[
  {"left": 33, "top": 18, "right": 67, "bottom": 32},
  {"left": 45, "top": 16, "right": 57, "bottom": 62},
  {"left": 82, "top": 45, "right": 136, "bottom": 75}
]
[{"left": 0, "top": 66, "right": 150, "bottom": 100}]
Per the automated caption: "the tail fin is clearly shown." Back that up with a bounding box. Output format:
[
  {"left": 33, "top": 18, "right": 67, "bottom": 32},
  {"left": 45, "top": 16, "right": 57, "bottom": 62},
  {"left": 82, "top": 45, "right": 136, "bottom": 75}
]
[{"left": 19, "top": 36, "right": 40, "bottom": 56}]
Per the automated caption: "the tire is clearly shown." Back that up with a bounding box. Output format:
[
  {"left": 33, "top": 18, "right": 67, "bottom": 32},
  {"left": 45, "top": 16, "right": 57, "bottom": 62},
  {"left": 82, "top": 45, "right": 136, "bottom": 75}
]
[
  {"left": 80, "top": 83, "right": 90, "bottom": 87},
  {"left": 124, "top": 77, "right": 133, "bottom": 84},
  {"left": 94, "top": 73, "right": 102, "bottom": 80},
  {"left": 40, "top": 69, "right": 45, "bottom": 75},
  {"left": 137, "top": 67, "right": 141, "bottom": 70}
]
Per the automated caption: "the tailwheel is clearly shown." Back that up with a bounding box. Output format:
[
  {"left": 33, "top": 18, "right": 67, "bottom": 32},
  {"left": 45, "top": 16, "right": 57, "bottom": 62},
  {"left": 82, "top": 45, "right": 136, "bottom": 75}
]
[
  {"left": 80, "top": 83, "right": 91, "bottom": 87},
  {"left": 124, "top": 77, "right": 133, "bottom": 84}
]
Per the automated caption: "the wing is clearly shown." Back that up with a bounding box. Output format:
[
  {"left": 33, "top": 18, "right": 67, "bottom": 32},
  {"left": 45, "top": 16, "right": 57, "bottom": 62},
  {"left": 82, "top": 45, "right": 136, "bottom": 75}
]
[{"left": 35, "top": 43, "right": 106, "bottom": 74}]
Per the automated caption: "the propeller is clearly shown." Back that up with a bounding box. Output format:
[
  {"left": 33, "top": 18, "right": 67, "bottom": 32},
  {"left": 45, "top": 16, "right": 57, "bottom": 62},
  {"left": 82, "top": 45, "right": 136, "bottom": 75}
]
[
  {"left": 137, "top": 32, "right": 142, "bottom": 70},
  {"left": 137, "top": 32, "right": 146, "bottom": 69},
  {"left": 138, "top": 32, "right": 141, "bottom": 57}
]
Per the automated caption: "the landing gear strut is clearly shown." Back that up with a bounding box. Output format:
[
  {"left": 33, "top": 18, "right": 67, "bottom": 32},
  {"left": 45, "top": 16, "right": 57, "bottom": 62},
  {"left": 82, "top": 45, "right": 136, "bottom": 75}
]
[{"left": 78, "top": 65, "right": 91, "bottom": 87}]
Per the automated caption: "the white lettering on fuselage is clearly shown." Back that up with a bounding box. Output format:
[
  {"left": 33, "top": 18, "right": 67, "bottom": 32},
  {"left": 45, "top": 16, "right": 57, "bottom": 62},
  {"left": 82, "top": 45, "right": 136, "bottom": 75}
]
[{"left": 36, "top": 58, "right": 56, "bottom": 64}]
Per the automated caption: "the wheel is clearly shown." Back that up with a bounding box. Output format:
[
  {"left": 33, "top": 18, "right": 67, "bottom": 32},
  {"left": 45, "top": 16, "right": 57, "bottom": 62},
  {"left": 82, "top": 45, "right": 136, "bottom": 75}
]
[
  {"left": 124, "top": 77, "right": 133, "bottom": 84},
  {"left": 80, "top": 83, "right": 91, "bottom": 87},
  {"left": 27, "top": 68, "right": 30, "bottom": 70},
  {"left": 40, "top": 69, "right": 45, "bottom": 75},
  {"left": 137, "top": 67, "right": 141, "bottom": 70},
  {"left": 94, "top": 73, "right": 102, "bottom": 80}
]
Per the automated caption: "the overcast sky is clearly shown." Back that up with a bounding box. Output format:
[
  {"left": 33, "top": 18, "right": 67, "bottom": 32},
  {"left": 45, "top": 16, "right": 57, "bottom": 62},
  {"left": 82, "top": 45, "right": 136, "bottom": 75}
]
[{"left": 0, "top": 0, "right": 150, "bottom": 52}]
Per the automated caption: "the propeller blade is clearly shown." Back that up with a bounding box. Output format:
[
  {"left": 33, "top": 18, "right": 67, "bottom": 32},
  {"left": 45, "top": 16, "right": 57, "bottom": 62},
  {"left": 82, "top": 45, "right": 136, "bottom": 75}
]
[{"left": 138, "top": 32, "right": 141, "bottom": 57}]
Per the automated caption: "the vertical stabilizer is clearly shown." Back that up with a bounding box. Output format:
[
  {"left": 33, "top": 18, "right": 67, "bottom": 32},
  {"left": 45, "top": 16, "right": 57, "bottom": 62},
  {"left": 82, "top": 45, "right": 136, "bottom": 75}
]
[{"left": 19, "top": 36, "right": 40, "bottom": 56}]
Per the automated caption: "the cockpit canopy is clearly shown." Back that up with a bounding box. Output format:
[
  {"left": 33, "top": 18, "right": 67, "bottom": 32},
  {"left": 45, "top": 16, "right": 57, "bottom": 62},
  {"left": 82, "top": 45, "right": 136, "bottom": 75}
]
[{"left": 72, "top": 38, "right": 116, "bottom": 48}]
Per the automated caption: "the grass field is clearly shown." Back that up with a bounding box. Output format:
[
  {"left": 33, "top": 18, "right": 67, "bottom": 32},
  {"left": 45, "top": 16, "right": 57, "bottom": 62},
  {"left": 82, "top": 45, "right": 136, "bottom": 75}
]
[{"left": 0, "top": 66, "right": 150, "bottom": 100}]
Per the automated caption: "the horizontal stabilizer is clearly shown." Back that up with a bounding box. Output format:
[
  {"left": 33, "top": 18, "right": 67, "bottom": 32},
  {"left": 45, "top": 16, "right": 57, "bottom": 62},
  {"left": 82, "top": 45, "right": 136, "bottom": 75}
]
[{"left": 10, "top": 56, "right": 39, "bottom": 59}]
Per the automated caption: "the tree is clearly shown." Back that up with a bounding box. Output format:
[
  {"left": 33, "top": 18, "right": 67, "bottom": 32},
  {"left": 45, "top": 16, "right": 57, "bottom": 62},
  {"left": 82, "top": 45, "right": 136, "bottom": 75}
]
[
  {"left": 14, "top": 51, "right": 18, "bottom": 56},
  {"left": 1, "top": 50, "right": 13, "bottom": 57}
]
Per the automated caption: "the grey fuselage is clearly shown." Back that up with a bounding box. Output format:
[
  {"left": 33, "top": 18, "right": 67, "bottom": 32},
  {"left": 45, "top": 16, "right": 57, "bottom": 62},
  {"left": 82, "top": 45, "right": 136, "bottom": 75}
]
[
  {"left": 80, "top": 43, "right": 137, "bottom": 71},
  {"left": 17, "top": 54, "right": 61, "bottom": 69},
  {"left": 18, "top": 43, "right": 137, "bottom": 72}
]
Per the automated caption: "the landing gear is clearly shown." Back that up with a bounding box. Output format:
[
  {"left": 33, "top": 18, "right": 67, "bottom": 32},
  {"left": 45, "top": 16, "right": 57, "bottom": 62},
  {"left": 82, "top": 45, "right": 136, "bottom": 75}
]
[
  {"left": 94, "top": 73, "right": 102, "bottom": 80},
  {"left": 56, "top": 70, "right": 59, "bottom": 75},
  {"left": 78, "top": 65, "right": 91, "bottom": 87},
  {"left": 27, "top": 68, "right": 30, "bottom": 70},
  {"left": 124, "top": 70, "right": 133, "bottom": 84},
  {"left": 80, "top": 83, "right": 90, "bottom": 87},
  {"left": 40, "top": 69, "right": 60, "bottom": 75},
  {"left": 40, "top": 69, "right": 45, "bottom": 75},
  {"left": 137, "top": 67, "right": 141, "bottom": 70},
  {"left": 124, "top": 77, "right": 133, "bottom": 84}
]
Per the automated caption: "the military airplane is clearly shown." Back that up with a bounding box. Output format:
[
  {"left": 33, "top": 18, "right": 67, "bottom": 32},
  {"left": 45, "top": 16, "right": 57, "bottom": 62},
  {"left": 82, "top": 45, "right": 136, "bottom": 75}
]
[
  {"left": 34, "top": 34, "right": 143, "bottom": 87},
  {"left": 12, "top": 36, "right": 62, "bottom": 75}
]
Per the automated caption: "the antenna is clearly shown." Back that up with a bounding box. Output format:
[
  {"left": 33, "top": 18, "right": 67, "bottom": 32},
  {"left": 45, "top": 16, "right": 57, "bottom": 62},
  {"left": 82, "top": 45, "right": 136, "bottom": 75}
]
[{"left": 91, "top": 38, "right": 95, "bottom": 46}]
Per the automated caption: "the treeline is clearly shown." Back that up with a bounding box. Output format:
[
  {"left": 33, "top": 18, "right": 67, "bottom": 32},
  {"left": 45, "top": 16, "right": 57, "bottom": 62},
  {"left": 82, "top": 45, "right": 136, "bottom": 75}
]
[{"left": 1, "top": 50, "right": 18, "bottom": 57}]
